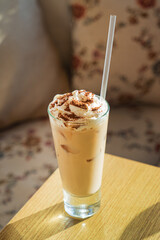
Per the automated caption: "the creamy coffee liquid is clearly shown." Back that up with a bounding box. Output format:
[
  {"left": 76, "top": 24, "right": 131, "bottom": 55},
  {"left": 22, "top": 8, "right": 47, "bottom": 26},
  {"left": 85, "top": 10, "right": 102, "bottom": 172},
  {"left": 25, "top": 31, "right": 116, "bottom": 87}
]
[{"left": 49, "top": 90, "right": 109, "bottom": 196}]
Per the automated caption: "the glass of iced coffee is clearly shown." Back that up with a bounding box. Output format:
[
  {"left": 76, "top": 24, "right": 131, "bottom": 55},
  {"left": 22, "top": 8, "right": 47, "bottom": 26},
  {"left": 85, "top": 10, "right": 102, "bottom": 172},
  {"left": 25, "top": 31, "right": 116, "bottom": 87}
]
[{"left": 48, "top": 90, "right": 109, "bottom": 219}]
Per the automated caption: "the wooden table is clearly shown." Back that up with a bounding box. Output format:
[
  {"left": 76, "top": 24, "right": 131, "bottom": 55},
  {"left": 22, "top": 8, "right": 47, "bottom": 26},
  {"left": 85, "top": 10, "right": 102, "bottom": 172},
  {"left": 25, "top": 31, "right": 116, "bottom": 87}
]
[{"left": 0, "top": 154, "right": 160, "bottom": 240}]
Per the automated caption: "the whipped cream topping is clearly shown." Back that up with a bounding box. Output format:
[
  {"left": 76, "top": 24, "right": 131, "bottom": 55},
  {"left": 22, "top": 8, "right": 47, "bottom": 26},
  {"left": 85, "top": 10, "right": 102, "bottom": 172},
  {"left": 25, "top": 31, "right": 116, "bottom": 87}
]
[{"left": 49, "top": 90, "right": 108, "bottom": 123}]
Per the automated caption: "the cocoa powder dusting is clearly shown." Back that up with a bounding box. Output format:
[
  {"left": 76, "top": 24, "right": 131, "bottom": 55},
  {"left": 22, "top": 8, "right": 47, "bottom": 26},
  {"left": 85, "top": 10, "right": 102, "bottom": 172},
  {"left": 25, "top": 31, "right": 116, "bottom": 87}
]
[
  {"left": 80, "top": 90, "right": 94, "bottom": 104},
  {"left": 57, "top": 99, "right": 67, "bottom": 106},
  {"left": 64, "top": 105, "right": 70, "bottom": 112},
  {"left": 84, "top": 91, "right": 94, "bottom": 97},
  {"left": 56, "top": 95, "right": 64, "bottom": 100},
  {"left": 50, "top": 90, "right": 104, "bottom": 124},
  {"left": 57, "top": 92, "right": 72, "bottom": 100},
  {"left": 82, "top": 98, "right": 94, "bottom": 104},
  {"left": 78, "top": 90, "right": 85, "bottom": 93},
  {"left": 66, "top": 92, "right": 73, "bottom": 97},
  {"left": 56, "top": 93, "right": 72, "bottom": 107},
  {"left": 58, "top": 112, "right": 82, "bottom": 121},
  {"left": 49, "top": 100, "right": 57, "bottom": 109},
  {"left": 58, "top": 113, "right": 69, "bottom": 121},
  {"left": 92, "top": 106, "right": 101, "bottom": 111},
  {"left": 70, "top": 99, "right": 88, "bottom": 110},
  {"left": 67, "top": 112, "right": 82, "bottom": 119}
]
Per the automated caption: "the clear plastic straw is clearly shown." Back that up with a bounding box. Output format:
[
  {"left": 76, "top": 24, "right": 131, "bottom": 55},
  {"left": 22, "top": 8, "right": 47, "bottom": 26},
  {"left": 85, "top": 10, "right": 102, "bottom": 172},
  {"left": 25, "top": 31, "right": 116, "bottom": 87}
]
[{"left": 100, "top": 15, "right": 116, "bottom": 99}]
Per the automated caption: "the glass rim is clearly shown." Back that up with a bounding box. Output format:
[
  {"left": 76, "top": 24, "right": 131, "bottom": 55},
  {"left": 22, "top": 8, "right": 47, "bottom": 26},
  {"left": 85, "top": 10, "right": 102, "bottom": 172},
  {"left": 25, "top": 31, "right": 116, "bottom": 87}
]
[{"left": 48, "top": 95, "right": 110, "bottom": 124}]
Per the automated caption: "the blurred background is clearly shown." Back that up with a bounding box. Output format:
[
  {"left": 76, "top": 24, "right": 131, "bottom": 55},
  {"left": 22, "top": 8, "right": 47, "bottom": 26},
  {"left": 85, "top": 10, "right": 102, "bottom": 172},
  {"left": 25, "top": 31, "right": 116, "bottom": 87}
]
[{"left": 0, "top": 0, "right": 160, "bottom": 229}]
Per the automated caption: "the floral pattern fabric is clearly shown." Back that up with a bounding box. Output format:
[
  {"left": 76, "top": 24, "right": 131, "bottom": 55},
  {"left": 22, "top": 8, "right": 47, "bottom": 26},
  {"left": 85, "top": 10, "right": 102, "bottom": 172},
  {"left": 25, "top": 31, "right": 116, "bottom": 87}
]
[
  {"left": 107, "top": 106, "right": 160, "bottom": 166},
  {"left": 0, "top": 119, "right": 57, "bottom": 230},
  {"left": 0, "top": 107, "right": 160, "bottom": 229},
  {"left": 70, "top": 0, "right": 160, "bottom": 105}
]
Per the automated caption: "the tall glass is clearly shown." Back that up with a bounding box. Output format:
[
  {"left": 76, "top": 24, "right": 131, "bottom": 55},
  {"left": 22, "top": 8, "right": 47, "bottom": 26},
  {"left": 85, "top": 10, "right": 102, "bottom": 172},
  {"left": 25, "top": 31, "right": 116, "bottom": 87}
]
[{"left": 48, "top": 97, "right": 109, "bottom": 219}]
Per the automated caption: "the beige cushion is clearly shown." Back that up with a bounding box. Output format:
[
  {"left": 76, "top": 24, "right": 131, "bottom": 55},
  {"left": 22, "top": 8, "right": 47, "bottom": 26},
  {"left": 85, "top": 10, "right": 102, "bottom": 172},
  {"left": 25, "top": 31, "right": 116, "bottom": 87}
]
[
  {"left": 70, "top": 0, "right": 160, "bottom": 105},
  {"left": 0, "top": 0, "right": 69, "bottom": 129}
]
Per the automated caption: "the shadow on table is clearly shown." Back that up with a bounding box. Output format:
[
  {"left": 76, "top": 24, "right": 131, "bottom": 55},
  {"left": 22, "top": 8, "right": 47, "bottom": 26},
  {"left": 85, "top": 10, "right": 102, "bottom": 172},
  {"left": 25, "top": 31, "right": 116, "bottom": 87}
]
[
  {"left": 119, "top": 202, "right": 160, "bottom": 240},
  {"left": 0, "top": 202, "right": 83, "bottom": 240}
]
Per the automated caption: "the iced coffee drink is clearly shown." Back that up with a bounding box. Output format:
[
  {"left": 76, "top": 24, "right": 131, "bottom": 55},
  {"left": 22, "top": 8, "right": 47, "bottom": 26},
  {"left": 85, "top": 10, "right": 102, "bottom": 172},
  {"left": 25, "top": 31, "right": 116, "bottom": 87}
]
[{"left": 48, "top": 90, "right": 109, "bottom": 218}]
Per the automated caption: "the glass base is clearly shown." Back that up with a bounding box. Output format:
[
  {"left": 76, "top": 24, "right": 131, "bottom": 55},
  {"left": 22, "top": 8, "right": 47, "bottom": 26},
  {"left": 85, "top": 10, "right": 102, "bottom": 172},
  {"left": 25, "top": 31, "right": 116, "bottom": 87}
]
[{"left": 63, "top": 189, "right": 101, "bottom": 219}]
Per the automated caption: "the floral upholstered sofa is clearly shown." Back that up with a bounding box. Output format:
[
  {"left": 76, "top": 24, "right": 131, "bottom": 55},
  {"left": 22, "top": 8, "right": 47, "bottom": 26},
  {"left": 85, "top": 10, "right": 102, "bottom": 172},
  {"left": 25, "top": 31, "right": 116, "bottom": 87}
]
[{"left": 0, "top": 0, "right": 160, "bottom": 229}]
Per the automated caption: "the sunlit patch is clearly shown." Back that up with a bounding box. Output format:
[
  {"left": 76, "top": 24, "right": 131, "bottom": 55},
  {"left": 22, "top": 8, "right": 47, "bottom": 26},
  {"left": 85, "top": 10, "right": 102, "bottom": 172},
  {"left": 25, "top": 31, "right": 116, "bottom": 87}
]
[
  {"left": 82, "top": 223, "right": 86, "bottom": 227},
  {"left": 49, "top": 216, "right": 57, "bottom": 223},
  {"left": 49, "top": 213, "right": 68, "bottom": 223}
]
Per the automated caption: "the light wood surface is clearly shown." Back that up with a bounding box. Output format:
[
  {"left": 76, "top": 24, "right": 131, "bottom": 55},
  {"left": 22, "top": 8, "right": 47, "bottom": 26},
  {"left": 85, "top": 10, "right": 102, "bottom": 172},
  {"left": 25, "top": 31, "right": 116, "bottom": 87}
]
[{"left": 0, "top": 154, "right": 160, "bottom": 240}]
